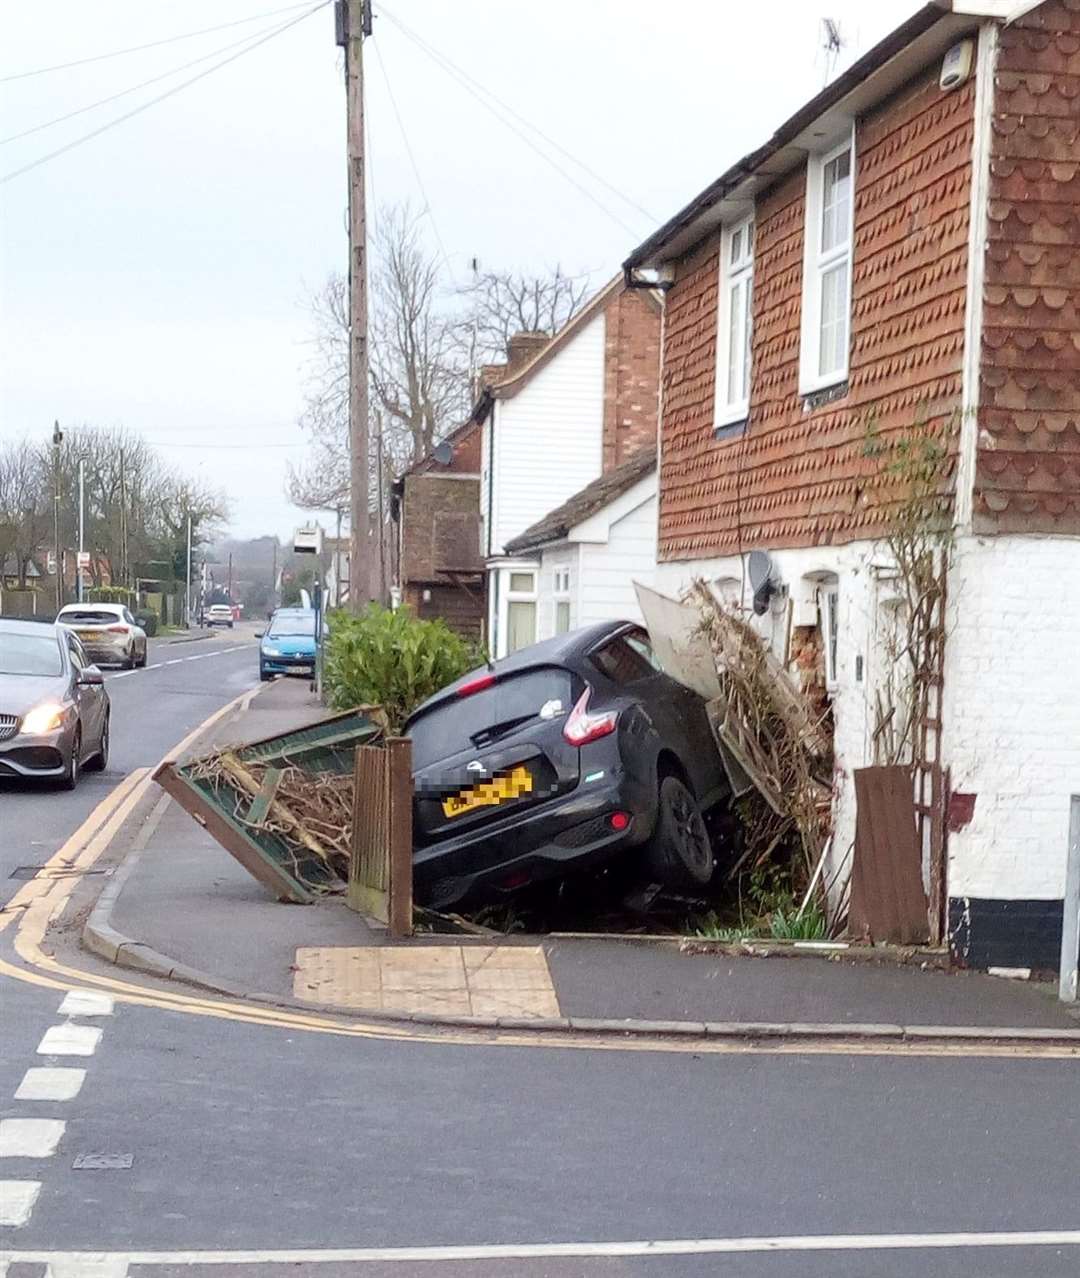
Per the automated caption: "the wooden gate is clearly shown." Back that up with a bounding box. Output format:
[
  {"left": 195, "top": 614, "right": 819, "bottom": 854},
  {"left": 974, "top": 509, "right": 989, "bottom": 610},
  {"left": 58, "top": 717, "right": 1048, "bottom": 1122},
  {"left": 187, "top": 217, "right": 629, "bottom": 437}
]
[{"left": 348, "top": 737, "right": 413, "bottom": 938}]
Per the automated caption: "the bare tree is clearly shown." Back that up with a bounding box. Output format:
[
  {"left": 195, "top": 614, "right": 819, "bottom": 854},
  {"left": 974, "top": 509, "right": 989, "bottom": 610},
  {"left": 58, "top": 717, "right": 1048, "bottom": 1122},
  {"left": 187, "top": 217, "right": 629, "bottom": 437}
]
[
  {"left": 455, "top": 265, "right": 591, "bottom": 371},
  {"left": 0, "top": 438, "right": 50, "bottom": 586}
]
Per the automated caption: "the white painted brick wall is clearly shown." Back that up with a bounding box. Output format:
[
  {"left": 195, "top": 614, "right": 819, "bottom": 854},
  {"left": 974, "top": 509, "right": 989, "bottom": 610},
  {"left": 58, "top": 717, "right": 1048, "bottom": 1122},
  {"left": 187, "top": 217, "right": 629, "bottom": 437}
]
[{"left": 943, "top": 534, "right": 1080, "bottom": 900}]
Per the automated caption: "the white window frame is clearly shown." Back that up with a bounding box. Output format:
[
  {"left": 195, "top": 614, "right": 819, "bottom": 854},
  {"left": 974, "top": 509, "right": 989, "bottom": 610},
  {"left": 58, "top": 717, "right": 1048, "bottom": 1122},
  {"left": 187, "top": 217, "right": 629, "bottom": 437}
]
[
  {"left": 553, "top": 566, "right": 571, "bottom": 635},
  {"left": 799, "top": 129, "right": 856, "bottom": 396},
  {"left": 821, "top": 584, "right": 840, "bottom": 690},
  {"left": 715, "top": 214, "right": 755, "bottom": 428},
  {"left": 502, "top": 567, "right": 537, "bottom": 656}
]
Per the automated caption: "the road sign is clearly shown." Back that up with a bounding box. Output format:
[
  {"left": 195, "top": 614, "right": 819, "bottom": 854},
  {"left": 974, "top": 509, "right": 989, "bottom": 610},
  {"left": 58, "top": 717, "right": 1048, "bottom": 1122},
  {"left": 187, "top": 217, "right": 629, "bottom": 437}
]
[
  {"left": 77, "top": 551, "right": 91, "bottom": 569},
  {"left": 47, "top": 552, "right": 57, "bottom": 574}
]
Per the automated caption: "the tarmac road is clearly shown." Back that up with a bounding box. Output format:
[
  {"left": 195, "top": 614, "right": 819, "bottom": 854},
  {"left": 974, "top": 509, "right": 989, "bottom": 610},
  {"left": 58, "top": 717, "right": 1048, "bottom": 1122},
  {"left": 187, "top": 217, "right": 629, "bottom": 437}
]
[{"left": 1, "top": 636, "right": 1079, "bottom": 1276}]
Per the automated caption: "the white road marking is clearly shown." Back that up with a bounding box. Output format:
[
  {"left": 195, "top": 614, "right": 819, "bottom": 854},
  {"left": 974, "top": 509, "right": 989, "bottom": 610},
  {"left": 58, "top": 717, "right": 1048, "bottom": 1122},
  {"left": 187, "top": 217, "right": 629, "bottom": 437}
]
[
  {"left": 164, "top": 659, "right": 183, "bottom": 665},
  {"left": 45, "top": 1262, "right": 129, "bottom": 1278},
  {"left": 0, "top": 1179, "right": 40, "bottom": 1226},
  {"left": 108, "top": 671, "right": 135, "bottom": 679},
  {"left": 14, "top": 1068, "right": 86, "bottom": 1102},
  {"left": 59, "top": 990, "right": 114, "bottom": 1017},
  {"left": 37, "top": 1024, "right": 102, "bottom": 1057},
  {"left": 0, "top": 1118, "right": 65, "bottom": 1158},
  {"left": 3, "top": 1232, "right": 1080, "bottom": 1266},
  {"left": 145, "top": 663, "right": 163, "bottom": 670}
]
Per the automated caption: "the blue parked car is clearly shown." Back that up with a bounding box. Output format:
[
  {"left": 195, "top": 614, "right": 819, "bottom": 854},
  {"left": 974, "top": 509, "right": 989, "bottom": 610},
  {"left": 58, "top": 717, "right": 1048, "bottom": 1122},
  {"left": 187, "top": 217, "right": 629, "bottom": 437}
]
[{"left": 258, "top": 608, "right": 323, "bottom": 681}]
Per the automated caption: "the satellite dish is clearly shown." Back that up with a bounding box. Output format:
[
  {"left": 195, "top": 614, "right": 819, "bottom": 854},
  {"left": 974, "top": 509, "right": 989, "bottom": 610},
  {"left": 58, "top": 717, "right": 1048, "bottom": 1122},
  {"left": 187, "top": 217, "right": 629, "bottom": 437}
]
[
  {"left": 432, "top": 440, "right": 454, "bottom": 466},
  {"left": 747, "top": 549, "right": 779, "bottom": 616}
]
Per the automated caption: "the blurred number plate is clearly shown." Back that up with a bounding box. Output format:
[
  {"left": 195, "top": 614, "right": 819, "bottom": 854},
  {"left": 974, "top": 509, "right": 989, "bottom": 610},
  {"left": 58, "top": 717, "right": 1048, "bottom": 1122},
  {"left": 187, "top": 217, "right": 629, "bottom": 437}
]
[
  {"left": 442, "top": 765, "right": 533, "bottom": 819},
  {"left": 77, "top": 630, "right": 106, "bottom": 641}
]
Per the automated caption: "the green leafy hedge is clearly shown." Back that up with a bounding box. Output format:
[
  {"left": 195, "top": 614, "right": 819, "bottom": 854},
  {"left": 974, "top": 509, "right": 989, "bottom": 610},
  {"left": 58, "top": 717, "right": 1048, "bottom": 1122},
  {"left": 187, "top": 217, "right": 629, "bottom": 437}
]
[
  {"left": 87, "top": 586, "right": 137, "bottom": 606},
  {"left": 323, "top": 605, "right": 481, "bottom": 733},
  {"left": 134, "top": 608, "right": 159, "bottom": 636}
]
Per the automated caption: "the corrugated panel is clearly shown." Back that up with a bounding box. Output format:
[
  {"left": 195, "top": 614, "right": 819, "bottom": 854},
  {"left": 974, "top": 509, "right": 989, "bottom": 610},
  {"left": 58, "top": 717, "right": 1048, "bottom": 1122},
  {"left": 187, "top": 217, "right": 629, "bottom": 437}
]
[
  {"left": 850, "top": 765, "right": 930, "bottom": 945},
  {"left": 976, "top": 0, "right": 1080, "bottom": 536},
  {"left": 657, "top": 62, "right": 974, "bottom": 562}
]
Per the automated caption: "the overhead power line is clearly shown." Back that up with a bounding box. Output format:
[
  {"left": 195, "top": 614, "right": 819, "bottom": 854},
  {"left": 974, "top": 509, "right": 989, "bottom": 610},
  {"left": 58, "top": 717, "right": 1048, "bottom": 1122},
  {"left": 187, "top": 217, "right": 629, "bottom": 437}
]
[
  {"left": 0, "top": 3, "right": 330, "bottom": 187},
  {"left": 0, "top": 1, "right": 322, "bottom": 83},
  {"left": 370, "top": 36, "right": 456, "bottom": 284},
  {"left": 1, "top": 14, "right": 317, "bottom": 147},
  {"left": 377, "top": 4, "right": 654, "bottom": 234}
]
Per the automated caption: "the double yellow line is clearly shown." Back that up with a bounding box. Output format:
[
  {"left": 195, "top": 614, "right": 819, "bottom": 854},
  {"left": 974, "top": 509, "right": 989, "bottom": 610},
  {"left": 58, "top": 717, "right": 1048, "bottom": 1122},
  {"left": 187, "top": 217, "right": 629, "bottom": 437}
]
[{"left": 2, "top": 691, "right": 1077, "bottom": 1060}]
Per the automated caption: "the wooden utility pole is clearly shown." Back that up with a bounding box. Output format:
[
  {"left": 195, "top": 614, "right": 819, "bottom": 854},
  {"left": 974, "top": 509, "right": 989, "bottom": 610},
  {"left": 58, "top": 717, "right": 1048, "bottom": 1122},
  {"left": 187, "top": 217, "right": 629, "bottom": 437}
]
[
  {"left": 341, "top": 0, "right": 372, "bottom": 610},
  {"left": 51, "top": 421, "right": 63, "bottom": 613}
]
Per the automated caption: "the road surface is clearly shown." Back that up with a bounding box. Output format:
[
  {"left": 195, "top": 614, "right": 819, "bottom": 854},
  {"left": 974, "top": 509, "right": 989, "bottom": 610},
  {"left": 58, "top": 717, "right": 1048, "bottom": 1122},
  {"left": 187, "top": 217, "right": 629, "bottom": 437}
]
[{"left": 2, "top": 630, "right": 1078, "bottom": 1276}]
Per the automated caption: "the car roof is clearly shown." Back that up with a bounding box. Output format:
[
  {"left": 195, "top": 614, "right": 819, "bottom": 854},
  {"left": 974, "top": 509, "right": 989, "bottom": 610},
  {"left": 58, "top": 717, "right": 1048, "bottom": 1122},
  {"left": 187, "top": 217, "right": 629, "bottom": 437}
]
[
  {"left": 0, "top": 617, "right": 62, "bottom": 638},
  {"left": 58, "top": 602, "right": 124, "bottom": 614}
]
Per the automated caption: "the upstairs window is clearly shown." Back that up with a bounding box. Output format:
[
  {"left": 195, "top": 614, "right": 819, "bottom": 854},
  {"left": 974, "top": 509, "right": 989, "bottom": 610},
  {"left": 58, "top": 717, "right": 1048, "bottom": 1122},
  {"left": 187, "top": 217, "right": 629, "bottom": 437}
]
[
  {"left": 800, "top": 136, "right": 854, "bottom": 394},
  {"left": 715, "top": 215, "right": 754, "bottom": 430}
]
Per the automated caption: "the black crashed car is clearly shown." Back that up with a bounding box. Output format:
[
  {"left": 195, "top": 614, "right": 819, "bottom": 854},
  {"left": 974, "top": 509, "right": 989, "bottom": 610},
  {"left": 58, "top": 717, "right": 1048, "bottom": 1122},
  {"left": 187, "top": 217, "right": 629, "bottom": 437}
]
[{"left": 405, "top": 620, "right": 734, "bottom": 911}]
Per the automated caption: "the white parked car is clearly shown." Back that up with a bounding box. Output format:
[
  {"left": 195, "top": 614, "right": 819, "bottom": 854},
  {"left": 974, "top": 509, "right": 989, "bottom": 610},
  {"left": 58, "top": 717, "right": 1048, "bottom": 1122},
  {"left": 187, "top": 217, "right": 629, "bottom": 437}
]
[
  {"left": 55, "top": 603, "right": 148, "bottom": 670},
  {"left": 206, "top": 604, "right": 235, "bottom": 629}
]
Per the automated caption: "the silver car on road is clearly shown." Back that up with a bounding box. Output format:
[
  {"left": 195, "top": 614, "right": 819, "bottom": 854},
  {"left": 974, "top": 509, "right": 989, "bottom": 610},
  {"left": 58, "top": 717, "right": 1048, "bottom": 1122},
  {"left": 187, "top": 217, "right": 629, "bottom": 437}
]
[
  {"left": 0, "top": 619, "right": 110, "bottom": 789},
  {"left": 55, "top": 602, "right": 147, "bottom": 669}
]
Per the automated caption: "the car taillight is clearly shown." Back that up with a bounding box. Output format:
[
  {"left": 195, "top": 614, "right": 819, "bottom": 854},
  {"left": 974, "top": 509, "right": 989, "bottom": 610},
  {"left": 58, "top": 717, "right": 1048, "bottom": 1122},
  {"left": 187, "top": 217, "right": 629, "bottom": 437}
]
[
  {"left": 107, "top": 625, "right": 128, "bottom": 633},
  {"left": 563, "top": 686, "right": 618, "bottom": 747},
  {"left": 457, "top": 672, "right": 496, "bottom": 697}
]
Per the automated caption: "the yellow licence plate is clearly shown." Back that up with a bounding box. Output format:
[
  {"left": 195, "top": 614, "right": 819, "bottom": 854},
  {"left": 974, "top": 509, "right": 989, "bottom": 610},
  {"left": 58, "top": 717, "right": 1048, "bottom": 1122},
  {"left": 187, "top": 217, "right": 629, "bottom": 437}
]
[
  {"left": 76, "top": 630, "right": 106, "bottom": 641},
  {"left": 442, "top": 765, "right": 534, "bottom": 819}
]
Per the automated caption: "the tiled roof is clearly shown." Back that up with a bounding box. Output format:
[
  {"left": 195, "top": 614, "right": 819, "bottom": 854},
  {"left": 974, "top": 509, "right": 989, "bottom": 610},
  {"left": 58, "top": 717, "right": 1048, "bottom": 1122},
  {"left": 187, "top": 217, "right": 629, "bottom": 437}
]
[{"left": 505, "top": 445, "right": 656, "bottom": 553}]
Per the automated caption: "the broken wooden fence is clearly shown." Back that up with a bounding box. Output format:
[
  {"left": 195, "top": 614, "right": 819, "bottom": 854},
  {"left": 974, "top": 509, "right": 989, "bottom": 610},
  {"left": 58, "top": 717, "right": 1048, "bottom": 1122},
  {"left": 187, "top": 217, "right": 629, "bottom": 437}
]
[{"left": 348, "top": 737, "right": 413, "bottom": 938}]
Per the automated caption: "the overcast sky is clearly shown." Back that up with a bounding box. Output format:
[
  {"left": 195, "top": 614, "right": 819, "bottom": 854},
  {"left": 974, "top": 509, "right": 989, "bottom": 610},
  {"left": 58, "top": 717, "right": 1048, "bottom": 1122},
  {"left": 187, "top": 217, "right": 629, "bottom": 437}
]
[{"left": 1, "top": 0, "right": 917, "bottom": 540}]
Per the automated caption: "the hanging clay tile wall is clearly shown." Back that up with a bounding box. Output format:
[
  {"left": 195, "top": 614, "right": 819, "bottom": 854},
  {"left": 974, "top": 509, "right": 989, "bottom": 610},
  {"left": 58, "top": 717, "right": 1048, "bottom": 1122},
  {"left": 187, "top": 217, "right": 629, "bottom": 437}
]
[
  {"left": 978, "top": 0, "right": 1080, "bottom": 534},
  {"left": 658, "top": 63, "right": 975, "bottom": 561}
]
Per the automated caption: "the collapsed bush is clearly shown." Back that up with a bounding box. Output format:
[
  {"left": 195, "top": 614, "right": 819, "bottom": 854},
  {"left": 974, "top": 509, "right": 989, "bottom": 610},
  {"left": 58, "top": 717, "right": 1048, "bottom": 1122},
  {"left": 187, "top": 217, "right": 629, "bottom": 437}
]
[{"left": 323, "top": 604, "right": 481, "bottom": 732}]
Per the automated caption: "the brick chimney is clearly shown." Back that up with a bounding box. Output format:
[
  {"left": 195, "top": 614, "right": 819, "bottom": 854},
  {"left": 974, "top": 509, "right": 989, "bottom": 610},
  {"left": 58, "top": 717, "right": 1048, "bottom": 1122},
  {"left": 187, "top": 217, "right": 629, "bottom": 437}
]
[
  {"left": 506, "top": 331, "right": 550, "bottom": 372},
  {"left": 602, "top": 288, "right": 661, "bottom": 471}
]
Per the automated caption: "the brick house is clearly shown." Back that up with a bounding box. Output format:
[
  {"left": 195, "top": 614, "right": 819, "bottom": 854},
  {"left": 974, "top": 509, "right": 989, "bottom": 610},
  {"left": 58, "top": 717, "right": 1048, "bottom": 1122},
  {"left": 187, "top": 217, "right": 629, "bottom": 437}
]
[
  {"left": 472, "top": 275, "right": 662, "bottom": 656},
  {"left": 391, "top": 419, "right": 485, "bottom": 640},
  {"left": 623, "top": 0, "right": 1080, "bottom": 972}
]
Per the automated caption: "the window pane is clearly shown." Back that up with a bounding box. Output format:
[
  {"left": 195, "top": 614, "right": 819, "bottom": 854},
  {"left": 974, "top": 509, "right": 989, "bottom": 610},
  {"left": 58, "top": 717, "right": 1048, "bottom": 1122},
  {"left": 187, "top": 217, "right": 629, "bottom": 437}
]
[
  {"left": 590, "top": 637, "right": 655, "bottom": 685},
  {"left": 742, "top": 277, "right": 753, "bottom": 400},
  {"left": 821, "top": 148, "right": 852, "bottom": 253},
  {"left": 819, "top": 260, "right": 849, "bottom": 377},
  {"left": 727, "top": 279, "right": 743, "bottom": 404},
  {"left": 730, "top": 227, "right": 742, "bottom": 264},
  {"left": 825, "top": 589, "right": 839, "bottom": 685},
  {"left": 507, "top": 600, "right": 536, "bottom": 652},
  {"left": 555, "top": 600, "right": 570, "bottom": 634},
  {"left": 508, "top": 571, "right": 534, "bottom": 593}
]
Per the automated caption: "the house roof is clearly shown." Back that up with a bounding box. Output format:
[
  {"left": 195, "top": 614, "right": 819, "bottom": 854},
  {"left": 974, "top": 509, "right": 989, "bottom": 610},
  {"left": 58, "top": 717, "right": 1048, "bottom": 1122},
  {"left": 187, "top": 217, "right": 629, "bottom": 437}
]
[
  {"left": 468, "top": 275, "right": 661, "bottom": 424},
  {"left": 504, "top": 445, "right": 657, "bottom": 554},
  {"left": 394, "top": 417, "right": 480, "bottom": 488},
  {"left": 623, "top": 1, "right": 1019, "bottom": 272}
]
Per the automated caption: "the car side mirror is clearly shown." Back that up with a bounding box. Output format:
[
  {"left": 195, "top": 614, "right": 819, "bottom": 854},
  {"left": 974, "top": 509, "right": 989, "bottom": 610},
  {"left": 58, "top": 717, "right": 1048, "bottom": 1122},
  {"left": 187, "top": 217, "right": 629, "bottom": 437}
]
[
  {"left": 255, "top": 631, "right": 265, "bottom": 639},
  {"left": 78, "top": 666, "right": 104, "bottom": 687}
]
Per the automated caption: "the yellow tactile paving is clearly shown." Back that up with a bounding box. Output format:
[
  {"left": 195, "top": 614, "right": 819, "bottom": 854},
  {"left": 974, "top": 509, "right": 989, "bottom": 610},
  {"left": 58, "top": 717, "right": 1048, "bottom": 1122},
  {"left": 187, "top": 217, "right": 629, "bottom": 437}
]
[{"left": 293, "top": 944, "right": 560, "bottom": 1018}]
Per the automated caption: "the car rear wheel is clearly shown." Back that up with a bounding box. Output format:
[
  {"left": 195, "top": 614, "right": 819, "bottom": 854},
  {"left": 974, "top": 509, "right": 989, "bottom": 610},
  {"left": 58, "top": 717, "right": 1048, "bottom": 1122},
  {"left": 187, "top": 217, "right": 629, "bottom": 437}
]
[
  {"left": 61, "top": 728, "right": 82, "bottom": 791},
  {"left": 86, "top": 712, "right": 109, "bottom": 772},
  {"left": 126, "top": 645, "right": 137, "bottom": 670},
  {"left": 137, "top": 646, "right": 148, "bottom": 668},
  {"left": 645, "top": 774, "right": 713, "bottom": 889}
]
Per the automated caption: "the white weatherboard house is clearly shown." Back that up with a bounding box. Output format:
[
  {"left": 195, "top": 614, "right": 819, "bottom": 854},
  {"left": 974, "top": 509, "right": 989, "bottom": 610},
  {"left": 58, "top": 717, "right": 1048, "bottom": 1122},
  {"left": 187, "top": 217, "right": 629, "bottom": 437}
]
[
  {"left": 472, "top": 276, "right": 662, "bottom": 658},
  {"left": 503, "top": 448, "right": 657, "bottom": 644}
]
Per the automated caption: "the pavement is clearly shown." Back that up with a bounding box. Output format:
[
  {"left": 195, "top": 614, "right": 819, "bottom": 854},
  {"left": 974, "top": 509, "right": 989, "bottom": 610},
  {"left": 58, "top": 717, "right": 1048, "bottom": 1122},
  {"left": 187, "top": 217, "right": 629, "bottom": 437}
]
[
  {"left": 2, "top": 628, "right": 1079, "bottom": 1275},
  {"left": 83, "top": 677, "right": 1079, "bottom": 1038}
]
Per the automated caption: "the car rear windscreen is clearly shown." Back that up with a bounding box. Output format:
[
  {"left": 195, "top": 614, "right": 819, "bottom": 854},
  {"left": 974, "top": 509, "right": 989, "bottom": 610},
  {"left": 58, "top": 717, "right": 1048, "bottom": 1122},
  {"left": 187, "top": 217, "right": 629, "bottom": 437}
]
[
  {"left": 59, "top": 610, "right": 119, "bottom": 625},
  {"left": 0, "top": 633, "right": 63, "bottom": 677},
  {"left": 408, "top": 668, "right": 575, "bottom": 770}
]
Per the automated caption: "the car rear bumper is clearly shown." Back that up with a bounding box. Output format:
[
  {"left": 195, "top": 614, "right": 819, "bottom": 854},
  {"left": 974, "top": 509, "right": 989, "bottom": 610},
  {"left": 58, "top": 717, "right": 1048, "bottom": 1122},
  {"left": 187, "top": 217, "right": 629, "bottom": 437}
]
[
  {"left": 79, "top": 638, "right": 130, "bottom": 664},
  {"left": 413, "top": 771, "right": 657, "bottom": 910}
]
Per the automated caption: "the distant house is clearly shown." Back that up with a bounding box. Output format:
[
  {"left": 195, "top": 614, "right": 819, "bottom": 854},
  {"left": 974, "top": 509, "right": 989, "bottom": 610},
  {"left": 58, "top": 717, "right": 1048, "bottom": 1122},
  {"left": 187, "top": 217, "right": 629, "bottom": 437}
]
[
  {"left": 505, "top": 446, "right": 656, "bottom": 643},
  {"left": 391, "top": 419, "right": 485, "bottom": 639},
  {"left": 622, "top": 0, "right": 1080, "bottom": 972},
  {"left": 473, "top": 275, "right": 662, "bottom": 657}
]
